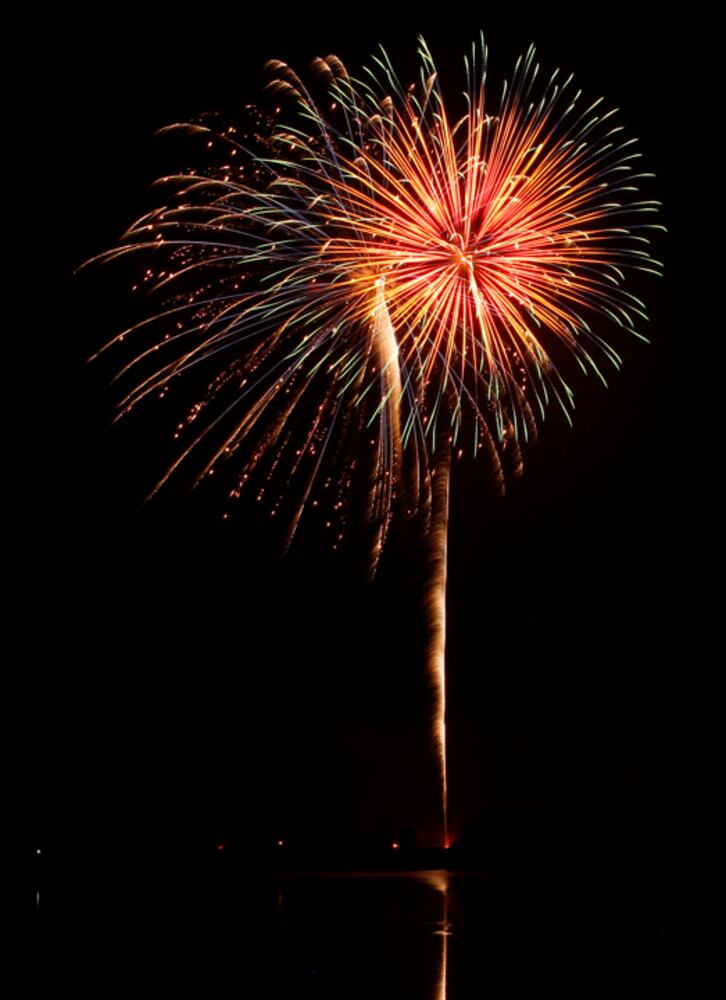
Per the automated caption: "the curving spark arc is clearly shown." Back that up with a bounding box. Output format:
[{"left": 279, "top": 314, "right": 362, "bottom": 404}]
[{"left": 88, "top": 35, "right": 662, "bottom": 846}]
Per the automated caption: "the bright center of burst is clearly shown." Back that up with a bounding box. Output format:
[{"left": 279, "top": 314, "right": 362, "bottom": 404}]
[
  {"left": 455, "top": 250, "right": 474, "bottom": 277},
  {"left": 446, "top": 232, "right": 476, "bottom": 278}
]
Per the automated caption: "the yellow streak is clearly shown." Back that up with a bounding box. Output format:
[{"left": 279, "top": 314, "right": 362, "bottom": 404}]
[
  {"left": 371, "top": 277, "right": 402, "bottom": 464},
  {"left": 369, "top": 277, "right": 403, "bottom": 573}
]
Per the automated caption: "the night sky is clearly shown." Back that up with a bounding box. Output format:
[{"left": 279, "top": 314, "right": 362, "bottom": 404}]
[{"left": 28, "top": 5, "right": 722, "bottom": 859}]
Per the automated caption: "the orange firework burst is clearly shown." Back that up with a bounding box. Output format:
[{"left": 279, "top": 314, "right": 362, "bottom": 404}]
[{"left": 89, "top": 35, "right": 662, "bottom": 845}]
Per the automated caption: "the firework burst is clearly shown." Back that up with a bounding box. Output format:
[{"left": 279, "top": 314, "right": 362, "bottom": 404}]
[{"left": 88, "top": 35, "right": 662, "bottom": 845}]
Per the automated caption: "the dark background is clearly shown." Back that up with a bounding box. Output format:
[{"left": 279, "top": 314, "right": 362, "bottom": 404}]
[{"left": 26, "top": 4, "right": 722, "bottom": 865}]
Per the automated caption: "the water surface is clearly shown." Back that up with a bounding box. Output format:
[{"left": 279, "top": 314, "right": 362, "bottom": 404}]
[{"left": 35, "top": 866, "right": 721, "bottom": 995}]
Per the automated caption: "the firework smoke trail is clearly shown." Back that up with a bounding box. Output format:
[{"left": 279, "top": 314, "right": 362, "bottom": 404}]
[
  {"left": 87, "top": 35, "right": 662, "bottom": 849},
  {"left": 427, "top": 442, "right": 451, "bottom": 847}
]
